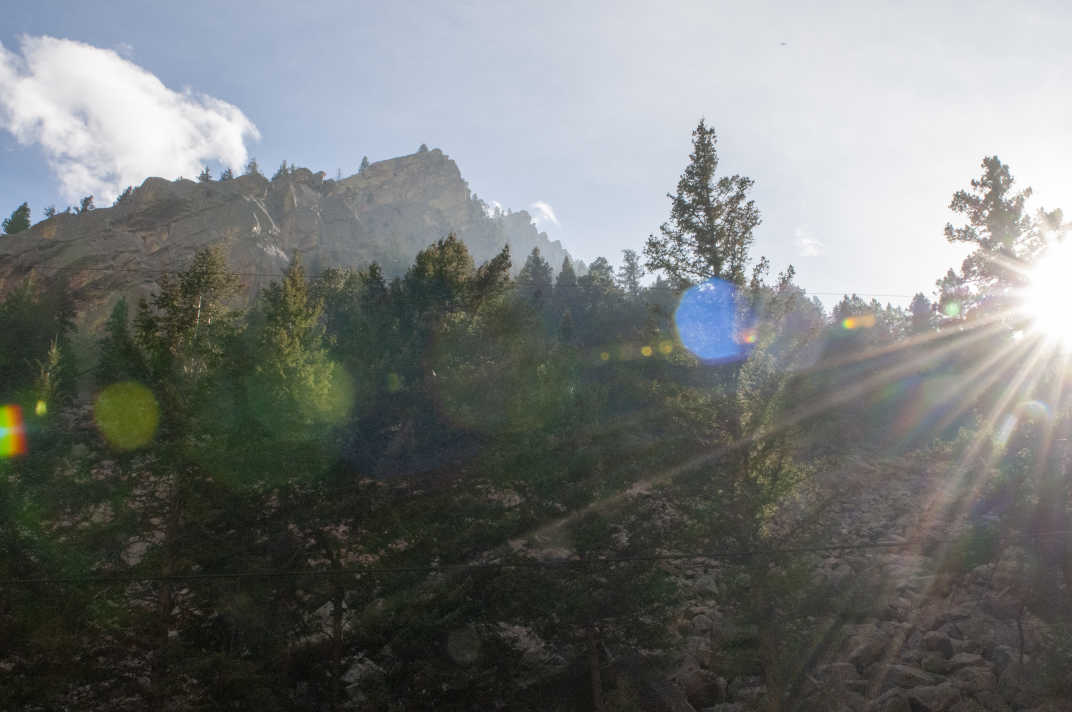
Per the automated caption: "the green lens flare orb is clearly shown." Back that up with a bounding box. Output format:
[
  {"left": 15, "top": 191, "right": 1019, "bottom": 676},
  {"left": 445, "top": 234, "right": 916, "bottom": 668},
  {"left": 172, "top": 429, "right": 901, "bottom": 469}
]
[{"left": 94, "top": 382, "right": 160, "bottom": 451}]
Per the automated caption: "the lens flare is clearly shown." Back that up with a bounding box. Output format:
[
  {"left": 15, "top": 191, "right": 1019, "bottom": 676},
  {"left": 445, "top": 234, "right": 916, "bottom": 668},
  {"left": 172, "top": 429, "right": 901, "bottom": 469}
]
[
  {"left": 841, "top": 314, "right": 876, "bottom": 330},
  {"left": 0, "top": 405, "right": 28, "bottom": 457},
  {"left": 674, "top": 278, "right": 753, "bottom": 363},
  {"left": 1025, "top": 239, "right": 1072, "bottom": 347},
  {"left": 34, "top": 400, "right": 47, "bottom": 416},
  {"left": 641, "top": 345, "right": 653, "bottom": 357},
  {"left": 94, "top": 382, "right": 160, "bottom": 451}
]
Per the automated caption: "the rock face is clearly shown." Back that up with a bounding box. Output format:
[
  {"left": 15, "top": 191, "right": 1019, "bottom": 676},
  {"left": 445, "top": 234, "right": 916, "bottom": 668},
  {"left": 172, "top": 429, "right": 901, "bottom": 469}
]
[{"left": 0, "top": 149, "right": 569, "bottom": 328}]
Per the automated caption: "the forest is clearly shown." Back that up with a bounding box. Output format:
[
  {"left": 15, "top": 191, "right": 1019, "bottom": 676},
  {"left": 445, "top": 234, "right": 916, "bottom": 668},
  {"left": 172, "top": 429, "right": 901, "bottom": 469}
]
[{"left": 1, "top": 122, "right": 1071, "bottom": 711}]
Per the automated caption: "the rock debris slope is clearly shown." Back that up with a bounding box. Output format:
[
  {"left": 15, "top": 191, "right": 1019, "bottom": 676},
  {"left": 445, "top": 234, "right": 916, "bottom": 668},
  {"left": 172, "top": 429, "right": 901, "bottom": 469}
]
[{"left": 669, "top": 454, "right": 1072, "bottom": 712}]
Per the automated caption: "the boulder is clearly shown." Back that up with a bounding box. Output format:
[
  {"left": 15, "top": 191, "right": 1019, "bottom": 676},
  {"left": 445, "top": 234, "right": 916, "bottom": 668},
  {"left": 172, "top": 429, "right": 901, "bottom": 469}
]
[
  {"left": 923, "top": 631, "right": 955, "bottom": 659},
  {"left": 866, "top": 688, "right": 911, "bottom": 712},
  {"left": 875, "top": 664, "right": 937, "bottom": 691},
  {"left": 908, "top": 683, "right": 962, "bottom": 711}
]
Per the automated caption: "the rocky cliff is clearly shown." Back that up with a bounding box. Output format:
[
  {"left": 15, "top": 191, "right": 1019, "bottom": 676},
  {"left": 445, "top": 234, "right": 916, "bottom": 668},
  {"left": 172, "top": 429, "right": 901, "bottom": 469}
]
[{"left": 0, "top": 148, "right": 569, "bottom": 328}]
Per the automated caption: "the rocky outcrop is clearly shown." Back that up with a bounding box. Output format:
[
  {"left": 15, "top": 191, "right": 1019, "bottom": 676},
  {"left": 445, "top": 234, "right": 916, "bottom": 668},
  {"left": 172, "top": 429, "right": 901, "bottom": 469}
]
[{"left": 0, "top": 149, "right": 569, "bottom": 329}]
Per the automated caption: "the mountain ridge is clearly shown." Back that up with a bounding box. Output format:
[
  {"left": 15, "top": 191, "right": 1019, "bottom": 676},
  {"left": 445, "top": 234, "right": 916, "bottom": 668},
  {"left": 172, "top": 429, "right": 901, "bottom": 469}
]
[{"left": 0, "top": 148, "right": 570, "bottom": 328}]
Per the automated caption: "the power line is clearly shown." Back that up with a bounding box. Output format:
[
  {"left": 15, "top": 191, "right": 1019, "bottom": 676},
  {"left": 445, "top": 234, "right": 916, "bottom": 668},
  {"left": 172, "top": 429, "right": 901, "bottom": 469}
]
[{"left": 4, "top": 529, "right": 1068, "bottom": 587}]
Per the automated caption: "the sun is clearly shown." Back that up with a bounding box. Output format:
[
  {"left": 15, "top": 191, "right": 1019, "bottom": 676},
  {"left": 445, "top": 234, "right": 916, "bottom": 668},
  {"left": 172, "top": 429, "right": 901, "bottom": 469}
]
[{"left": 1025, "top": 239, "right": 1072, "bottom": 348}]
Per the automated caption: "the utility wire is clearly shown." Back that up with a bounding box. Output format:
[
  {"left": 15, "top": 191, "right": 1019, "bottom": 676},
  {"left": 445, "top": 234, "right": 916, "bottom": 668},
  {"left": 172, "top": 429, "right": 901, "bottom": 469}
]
[{"left": 4, "top": 529, "right": 1069, "bottom": 587}]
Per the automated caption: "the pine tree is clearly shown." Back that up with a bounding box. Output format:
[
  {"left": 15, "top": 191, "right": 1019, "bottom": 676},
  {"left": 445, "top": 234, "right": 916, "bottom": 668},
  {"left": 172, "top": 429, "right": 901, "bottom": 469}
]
[
  {"left": 198, "top": 166, "right": 212, "bottom": 183},
  {"left": 244, "top": 157, "right": 262, "bottom": 177},
  {"left": 517, "top": 247, "right": 553, "bottom": 305},
  {"left": 644, "top": 119, "right": 760, "bottom": 287},
  {"left": 76, "top": 195, "right": 94, "bottom": 214},
  {"left": 43, "top": 205, "right": 56, "bottom": 218},
  {"left": 552, "top": 257, "right": 578, "bottom": 316},
  {"left": 359, "top": 156, "right": 370, "bottom": 173},
  {"left": 273, "top": 160, "right": 289, "bottom": 179},
  {"left": 219, "top": 167, "right": 234, "bottom": 181},
  {"left": 617, "top": 249, "right": 644, "bottom": 297},
  {"left": 114, "top": 186, "right": 133, "bottom": 206},
  {"left": 418, "top": 143, "right": 429, "bottom": 153},
  {"left": 909, "top": 292, "right": 933, "bottom": 334},
  {"left": 251, "top": 254, "right": 350, "bottom": 437},
  {"left": 944, "top": 156, "right": 1039, "bottom": 315},
  {"left": 95, "top": 298, "right": 146, "bottom": 386},
  {"left": 3, "top": 202, "right": 30, "bottom": 234}
]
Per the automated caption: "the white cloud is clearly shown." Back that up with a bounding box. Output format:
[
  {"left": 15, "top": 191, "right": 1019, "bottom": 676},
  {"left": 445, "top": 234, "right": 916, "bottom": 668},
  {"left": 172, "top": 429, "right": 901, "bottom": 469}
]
[
  {"left": 529, "top": 200, "right": 559, "bottom": 227},
  {"left": 0, "top": 36, "right": 259, "bottom": 203},
  {"left": 794, "top": 227, "right": 824, "bottom": 257}
]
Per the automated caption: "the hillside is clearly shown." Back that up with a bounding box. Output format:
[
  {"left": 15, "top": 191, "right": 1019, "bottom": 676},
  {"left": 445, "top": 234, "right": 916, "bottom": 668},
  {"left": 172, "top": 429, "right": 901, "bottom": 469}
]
[{"left": 0, "top": 148, "right": 569, "bottom": 328}]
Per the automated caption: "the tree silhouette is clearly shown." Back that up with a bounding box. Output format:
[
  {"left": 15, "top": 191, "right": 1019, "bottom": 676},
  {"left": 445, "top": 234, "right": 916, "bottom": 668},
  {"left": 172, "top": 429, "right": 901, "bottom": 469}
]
[
  {"left": 3, "top": 202, "right": 30, "bottom": 234},
  {"left": 645, "top": 119, "right": 760, "bottom": 287}
]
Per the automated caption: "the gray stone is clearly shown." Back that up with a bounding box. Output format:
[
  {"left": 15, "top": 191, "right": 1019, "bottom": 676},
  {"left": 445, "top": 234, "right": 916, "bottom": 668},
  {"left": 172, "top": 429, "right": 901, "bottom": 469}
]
[
  {"left": 924, "top": 630, "right": 955, "bottom": 659},
  {"left": 908, "top": 683, "right": 962, "bottom": 711},
  {"left": 971, "top": 689, "right": 1011, "bottom": 712},
  {"left": 948, "top": 700, "right": 987, "bottom": 712},
  {"left": 921, "top": 652, "right": 954, "bottom": 674},
  {"left": 989, "top": 645, "right": 1016, "bottom": 673},
  {"left": 876, "top": 664, "right": 937, "bottom": 691},
  {"left": 947, "top": 653, "right": 985, "bottom": 669},
  {"left": 817, "top": 662, "right": 861, "bottom": 684},
  {"left": 866, "top": 688, "right": 911, "bottom": 712},
  {"left": 951, "top": 665, "right": 997, "bottom": 695},
  {"left": 691, "top": 614, "right": 714, "bottom": 634},
  {"left": 678, "top": 668, "right": 725, "bottom": 708}
]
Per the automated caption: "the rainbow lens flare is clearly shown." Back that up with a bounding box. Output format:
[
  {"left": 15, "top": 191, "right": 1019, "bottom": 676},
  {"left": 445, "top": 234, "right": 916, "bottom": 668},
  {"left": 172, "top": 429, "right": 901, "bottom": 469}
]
[
  {"left": 841, "top": 314, "right": 876, "bottom": 330},
  {"left": 0, "top": 405, "right": 28, "bottom": 457}
]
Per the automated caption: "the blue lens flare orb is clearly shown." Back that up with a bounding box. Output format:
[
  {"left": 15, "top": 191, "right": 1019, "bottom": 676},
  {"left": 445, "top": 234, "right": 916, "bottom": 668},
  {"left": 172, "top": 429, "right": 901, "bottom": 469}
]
[{"left": 674, "top": 278, "right": 754, "bottom": 363}]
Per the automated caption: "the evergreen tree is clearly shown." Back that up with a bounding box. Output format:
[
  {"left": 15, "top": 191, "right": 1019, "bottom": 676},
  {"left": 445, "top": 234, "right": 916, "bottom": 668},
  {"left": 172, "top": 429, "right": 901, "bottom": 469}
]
[
  {"left": 617, "top": 248, "right": 644, "bottom": 297},
  {"left": 909, "top": 292, "right": 933, "bottom": 334},
  {"left": 248, "top": 254, "right": 348, "bottom": 439},
  {"left": 113, "top": 186, "right": 133, "bottom": 206},
  {"left": 244, "top": 157, "right": 262, "bottom": 177},
  {"left": 418, "top": 143, "right": 429, "bottom": 153},
  {"left": 95, "top": 298, "right": 146, "bottom": 385},
  {"left": 944, "top": 156, "right": 1042, "bottom": 317},
  {"left": 517, "top": 247, "right": 553, "bottom": 305},
  {"left": 43, "top": 205, "right": 56, "bottom": 218},
  {"left": 359, "top": 156, "right": 370, "bottom": 173},
  {"left": 219, "top": 167, "right": 234, "bottom": 181},
  {"left": 946, "top": 156, "right": 1035, "bottom": 285},
  {"left": 76, "top": 195, "right": 94, "bottom": 214},
  {"left": 644, "top": 119, "right": 760, "bottom": 287},
  {"left": 3, "top": 202, "right": 30, "bottom": 234},
  {"left": 553, "top": 257, "right": 578, "bottom": 313},
  {"left": 197, "top": 166, "right": 212, "bottom": 183},
  {"left": 273, "top": 160, "right": 289, "bottom": 179}
]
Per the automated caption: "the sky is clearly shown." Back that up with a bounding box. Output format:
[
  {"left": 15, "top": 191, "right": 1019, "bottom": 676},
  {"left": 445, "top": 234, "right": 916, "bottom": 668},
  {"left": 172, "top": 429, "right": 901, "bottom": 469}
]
[{"left": 2, "top": 0, "right": 1071, "bottom": 306}]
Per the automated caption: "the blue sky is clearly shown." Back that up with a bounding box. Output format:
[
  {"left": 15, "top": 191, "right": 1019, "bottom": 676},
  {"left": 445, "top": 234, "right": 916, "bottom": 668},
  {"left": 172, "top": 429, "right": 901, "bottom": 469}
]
[{"left": 3, "top": 0, "right": 1071, "bottom": 305}]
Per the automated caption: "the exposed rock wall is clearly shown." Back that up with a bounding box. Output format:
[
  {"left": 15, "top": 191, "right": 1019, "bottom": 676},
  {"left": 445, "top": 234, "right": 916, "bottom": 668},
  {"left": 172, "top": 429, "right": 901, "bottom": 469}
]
[{"left": 0, "top": 149, "right": 569, "bottom": 329}]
